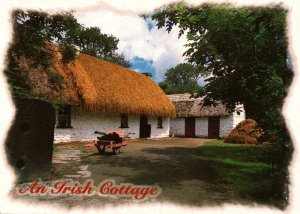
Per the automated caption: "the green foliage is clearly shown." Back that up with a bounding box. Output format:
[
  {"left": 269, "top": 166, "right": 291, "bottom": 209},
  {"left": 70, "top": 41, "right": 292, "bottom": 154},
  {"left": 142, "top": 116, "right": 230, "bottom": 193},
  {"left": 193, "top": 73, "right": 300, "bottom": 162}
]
[
  {"left": 76, "top": 26, "right": 119, "bottom": 57},
  {"left": 159, "top": 63, "right": 204, "bottom": 94},
  {"left": 60, "top": 44, "right": 77, "bottom": 63},
  {"left": 152, "top": 3, "right": 292, "bottom": 141},
  {"left": 4, "top": 56, "right": 31, "bottom": 97},
  {"left": 99, "top": 53, "right": 132, "bottom": 68},
  {"left": 47, "top": 71, "right": 66, "bottom": 90},
  {"left": 159, "top": 80, "right": 203, "bottom": 94},
  {"left": 197, "top": 140, "right": 286, "bottom": 207}
]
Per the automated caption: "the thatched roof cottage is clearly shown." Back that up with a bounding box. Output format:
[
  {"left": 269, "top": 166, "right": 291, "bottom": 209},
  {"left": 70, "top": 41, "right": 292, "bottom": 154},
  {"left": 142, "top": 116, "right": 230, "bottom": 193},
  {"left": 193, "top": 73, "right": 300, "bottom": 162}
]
[
  {"left": 23, "top": 45, "right": 175, "bottom": 142},
  {"left": 168, "top": 94, "right": 245, "bottom": 138}
]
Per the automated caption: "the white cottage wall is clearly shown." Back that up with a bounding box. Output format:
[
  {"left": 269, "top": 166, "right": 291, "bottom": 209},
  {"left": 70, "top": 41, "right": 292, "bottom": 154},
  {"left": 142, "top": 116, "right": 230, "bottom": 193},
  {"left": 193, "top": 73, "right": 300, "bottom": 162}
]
[
  {"left": 148, "top": 117, "right": 170, "bottom": 138},
  {"left": 54, "top": 108, "right": 140, "bottom": 142},
  {"left": 54, "top": 108, "right": 170, "bottom": 142}
]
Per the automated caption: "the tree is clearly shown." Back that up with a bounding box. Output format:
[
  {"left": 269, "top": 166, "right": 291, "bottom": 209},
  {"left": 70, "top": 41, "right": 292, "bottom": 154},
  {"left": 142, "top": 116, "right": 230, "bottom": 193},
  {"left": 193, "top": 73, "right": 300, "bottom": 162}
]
[
  {"left": 5, "top": 10, "right": 81, "bottom": 96},
  {"left": 74, "top": 26, "right": 118, "bottom": 57},
  {"left": 99, "top": 53, "right": 132, "bottom": 68},
  {"left": 159, "top": 63, "right": 203, "bottom": 94},
  {"left": 152, "top": 3, "right": 292, "bottom": 138}
]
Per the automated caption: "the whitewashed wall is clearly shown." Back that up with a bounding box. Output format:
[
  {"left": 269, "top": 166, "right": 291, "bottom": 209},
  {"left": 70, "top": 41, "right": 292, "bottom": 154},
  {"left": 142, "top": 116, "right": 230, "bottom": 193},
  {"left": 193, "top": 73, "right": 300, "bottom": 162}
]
[
  {"left": 54, "top": 108, "right": 170, "bottom": 142},
  {"left": 169, "top": 117, "right": 210, "bottom": 137},
  {"left": 148, "top": 116, "right": 170, "bottom": 138},
  {"left": 219, "top": 105, "right": 246, "bottom": 137},
  {"left": 169, "top": 118, "right": 185, "bottom": 136},
  {"left": 233, "top": 104, "right": 246, "bottom": 127},
  {"left": 170, "top": 114, "right": 244, "bottom": 138},
  {"left": 219, "top": 115, "right": 233, "bottom": 137}
]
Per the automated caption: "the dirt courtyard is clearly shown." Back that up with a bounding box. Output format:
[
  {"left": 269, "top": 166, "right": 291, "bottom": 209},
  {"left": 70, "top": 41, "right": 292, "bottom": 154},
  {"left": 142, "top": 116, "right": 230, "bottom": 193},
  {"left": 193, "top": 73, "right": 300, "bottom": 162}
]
[{"left": 15, "top": 138, "right": 256, "bottom": 208}]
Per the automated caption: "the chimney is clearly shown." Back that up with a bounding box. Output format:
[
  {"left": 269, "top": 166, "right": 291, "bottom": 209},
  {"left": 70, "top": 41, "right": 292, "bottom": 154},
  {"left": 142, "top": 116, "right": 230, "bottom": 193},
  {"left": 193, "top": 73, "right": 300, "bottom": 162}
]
[{"left": 141, "top": 72, "right": 152, "bottom": 79}]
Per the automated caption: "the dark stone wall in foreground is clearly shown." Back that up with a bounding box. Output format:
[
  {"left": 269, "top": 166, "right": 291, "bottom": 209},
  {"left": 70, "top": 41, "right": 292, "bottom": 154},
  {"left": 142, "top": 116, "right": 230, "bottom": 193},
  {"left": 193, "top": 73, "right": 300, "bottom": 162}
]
[{"left": 5, "top": 97, "right": 55, "bottom": 183}]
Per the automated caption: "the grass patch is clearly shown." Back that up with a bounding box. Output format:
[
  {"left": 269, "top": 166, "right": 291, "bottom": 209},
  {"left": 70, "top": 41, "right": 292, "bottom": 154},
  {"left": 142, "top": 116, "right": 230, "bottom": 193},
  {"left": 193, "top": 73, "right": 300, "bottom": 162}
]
[{"left": 198, "top": 140, "right": 275, "bottom": 205}]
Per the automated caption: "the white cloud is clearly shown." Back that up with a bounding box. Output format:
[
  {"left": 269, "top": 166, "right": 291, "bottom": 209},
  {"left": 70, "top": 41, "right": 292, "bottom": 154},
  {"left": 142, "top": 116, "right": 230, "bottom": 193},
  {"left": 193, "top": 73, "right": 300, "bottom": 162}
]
[{"left": 74, "top": 7, "right": 188, "bottom": 82}]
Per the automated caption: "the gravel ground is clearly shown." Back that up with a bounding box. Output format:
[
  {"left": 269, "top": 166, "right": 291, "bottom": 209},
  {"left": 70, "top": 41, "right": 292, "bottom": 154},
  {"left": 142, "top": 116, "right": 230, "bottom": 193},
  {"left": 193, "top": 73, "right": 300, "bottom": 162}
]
[{"left": 13, "top": 138, "right": 246, "bottom": 208}]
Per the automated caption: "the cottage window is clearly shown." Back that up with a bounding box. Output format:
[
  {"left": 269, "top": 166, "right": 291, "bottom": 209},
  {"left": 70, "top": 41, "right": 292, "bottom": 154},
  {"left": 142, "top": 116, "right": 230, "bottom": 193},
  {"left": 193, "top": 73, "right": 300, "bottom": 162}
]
[
  {"left": 157, "top": 116, "right": 163, "bottom": 128},
  {"left": 56, "top": 105, "right": 72, "bottom": 128},
  {"left": 120, "top": 114, "right": 129, "bottom": 128}
]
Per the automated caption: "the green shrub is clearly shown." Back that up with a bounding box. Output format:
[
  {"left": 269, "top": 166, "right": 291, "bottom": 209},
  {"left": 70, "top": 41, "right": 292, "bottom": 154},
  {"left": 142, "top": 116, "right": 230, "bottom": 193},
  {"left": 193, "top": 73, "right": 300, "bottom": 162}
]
[
  {"left": 47, "top": 71, "right": 65, "bottom": 90},
  {"left": 60, "top": 44, "right": 77, "bottom": 63}
]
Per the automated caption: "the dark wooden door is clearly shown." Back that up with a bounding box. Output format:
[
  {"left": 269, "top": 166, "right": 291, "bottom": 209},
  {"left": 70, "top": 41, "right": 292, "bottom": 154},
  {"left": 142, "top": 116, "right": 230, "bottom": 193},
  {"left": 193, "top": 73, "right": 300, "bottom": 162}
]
[
  {"left": 185, "top": 117, "right": 195, "bottom": 137},
  {"left": 140, "top": 115, "right": 151, "bottom": 138},
  {"left": 208, "top": 116, "right": 220, "bottom": 138}
]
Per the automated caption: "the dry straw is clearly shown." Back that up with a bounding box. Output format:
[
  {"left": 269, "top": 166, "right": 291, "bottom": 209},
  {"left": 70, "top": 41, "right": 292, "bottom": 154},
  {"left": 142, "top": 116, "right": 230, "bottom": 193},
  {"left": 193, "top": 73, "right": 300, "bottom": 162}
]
[
  {"left": 168, "top": 93, "right": 229, "bottom": 117},
  {"left": 46, "top": 45, "right": 176, "bottom": 118}
]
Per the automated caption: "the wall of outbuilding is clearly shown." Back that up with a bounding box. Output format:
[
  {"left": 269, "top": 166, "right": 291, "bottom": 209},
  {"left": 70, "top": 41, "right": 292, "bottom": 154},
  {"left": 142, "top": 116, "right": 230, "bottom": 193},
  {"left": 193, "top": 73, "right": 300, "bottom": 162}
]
[
  {"left": 54, "top": 108, "right": 170, "bottom": 143},
  {"left": 169, "top": 118, "right": 185, "bottom": 137},
  {"left": 195, "top": 117, "right": 209, "bottom": 137},
  {"left": 170, "top": 112, "right": 245, "bottom": 138},
  {"left": 219, "top": 115, "right": 234, "bottom": 137}
]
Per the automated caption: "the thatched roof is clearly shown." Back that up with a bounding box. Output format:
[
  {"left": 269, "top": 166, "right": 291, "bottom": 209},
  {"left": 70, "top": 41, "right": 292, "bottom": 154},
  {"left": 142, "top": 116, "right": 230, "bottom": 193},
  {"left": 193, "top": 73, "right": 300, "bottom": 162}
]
[
  {"left": 168, "top": 93, "right": 229, "bottom": 117},
  {"left": 21, "top": 45, "right": 176, "bottom": 117}
]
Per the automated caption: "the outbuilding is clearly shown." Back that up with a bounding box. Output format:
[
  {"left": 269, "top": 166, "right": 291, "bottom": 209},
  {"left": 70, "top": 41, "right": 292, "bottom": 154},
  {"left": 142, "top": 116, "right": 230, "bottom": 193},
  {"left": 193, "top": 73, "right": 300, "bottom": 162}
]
[{"left": 168, "top": 94, "right": 245, "bottom": 138}]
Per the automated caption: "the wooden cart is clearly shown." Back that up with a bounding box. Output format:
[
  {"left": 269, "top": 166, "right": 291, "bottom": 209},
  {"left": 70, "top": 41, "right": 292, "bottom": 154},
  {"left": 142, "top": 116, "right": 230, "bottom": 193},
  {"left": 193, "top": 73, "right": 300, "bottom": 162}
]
[{"left": 94, "top": 130, "right": 128, "bottom": 155}]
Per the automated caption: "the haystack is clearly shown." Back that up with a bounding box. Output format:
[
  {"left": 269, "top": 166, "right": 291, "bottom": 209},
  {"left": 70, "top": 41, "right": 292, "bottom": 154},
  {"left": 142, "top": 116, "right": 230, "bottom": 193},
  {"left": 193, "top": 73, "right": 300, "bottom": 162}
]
[{"left": 224, "top": 119, "right": 264, "bottom": 144}]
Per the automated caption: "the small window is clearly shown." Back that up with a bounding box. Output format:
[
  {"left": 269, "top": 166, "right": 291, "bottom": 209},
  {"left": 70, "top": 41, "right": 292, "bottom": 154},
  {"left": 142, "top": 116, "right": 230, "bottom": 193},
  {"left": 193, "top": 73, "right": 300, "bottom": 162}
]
[
  {"left": 120, "top": 114, "right": 129, "bottom": 128},
  {"left": 157, "top": 116, "right": 163, "bottom": 128},
  {"left": 56, "top": 105, "right": 72, "bottom": 128}
]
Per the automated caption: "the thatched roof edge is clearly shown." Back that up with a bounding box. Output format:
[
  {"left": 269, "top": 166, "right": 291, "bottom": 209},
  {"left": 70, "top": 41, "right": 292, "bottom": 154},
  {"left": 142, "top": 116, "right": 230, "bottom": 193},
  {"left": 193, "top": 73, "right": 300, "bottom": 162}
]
[{"left": 168, "top": 93, "right": 230, "bottom": 117}]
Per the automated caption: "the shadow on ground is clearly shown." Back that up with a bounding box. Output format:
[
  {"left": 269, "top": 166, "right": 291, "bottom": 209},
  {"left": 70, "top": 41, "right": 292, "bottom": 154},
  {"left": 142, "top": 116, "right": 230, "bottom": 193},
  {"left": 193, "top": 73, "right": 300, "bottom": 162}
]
[{"left": 17, "top": 138, "right": 279, "bottom": 208}]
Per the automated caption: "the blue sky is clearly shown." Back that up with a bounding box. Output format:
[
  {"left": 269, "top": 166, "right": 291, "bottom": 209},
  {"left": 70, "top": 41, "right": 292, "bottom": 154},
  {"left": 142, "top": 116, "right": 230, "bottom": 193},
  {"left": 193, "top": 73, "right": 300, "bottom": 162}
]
[
  {"left": 131, "top": 57, "right": 157, "bottom": 82},
  {"left": 130, "top": 19, "right": 157, "bottom": 82}
]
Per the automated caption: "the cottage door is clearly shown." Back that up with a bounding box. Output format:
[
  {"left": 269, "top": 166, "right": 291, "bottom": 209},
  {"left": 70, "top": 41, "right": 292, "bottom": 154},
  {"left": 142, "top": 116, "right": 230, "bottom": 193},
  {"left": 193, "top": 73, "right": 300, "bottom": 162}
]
[
  {"left": 140, "top": 115, "right": 151, "bottom": 138},
  {"left": 185, "top": 117, "right": 195, "bottom": 137},
  {"left": 208, "top": 116, "right": 220, "bottom": 138}
]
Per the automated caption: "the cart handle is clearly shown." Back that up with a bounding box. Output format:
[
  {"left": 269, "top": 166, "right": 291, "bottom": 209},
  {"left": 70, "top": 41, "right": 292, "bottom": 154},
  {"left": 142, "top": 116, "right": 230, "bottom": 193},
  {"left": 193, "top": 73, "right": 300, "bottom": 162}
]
[
  {"left": 125, "top": 132, "right": 135, "bottom": 138},
  {"left": 94, "top": 131, "right": 106, "bottom": 135}
]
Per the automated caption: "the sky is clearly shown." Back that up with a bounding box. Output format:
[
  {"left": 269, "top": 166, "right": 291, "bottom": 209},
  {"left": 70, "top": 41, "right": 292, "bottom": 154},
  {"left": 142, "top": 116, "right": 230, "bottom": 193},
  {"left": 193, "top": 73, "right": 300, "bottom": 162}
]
[{"left": 74, "top": 8, "right": 188, "bottom": 83}]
